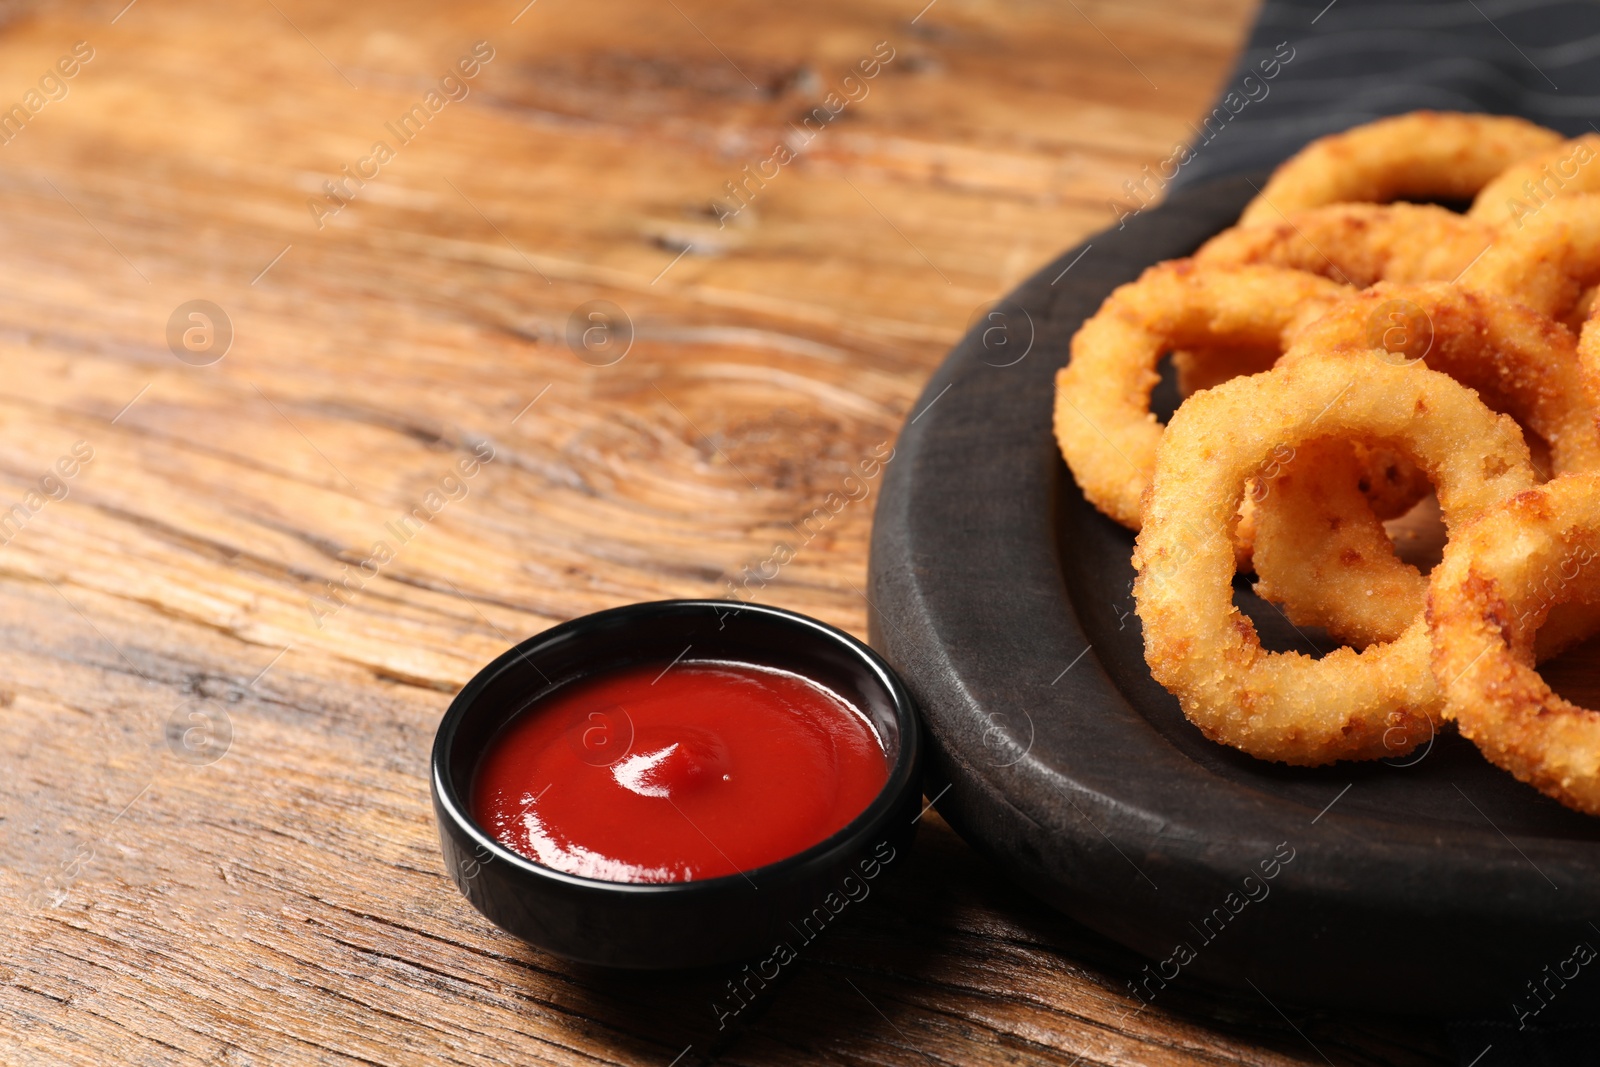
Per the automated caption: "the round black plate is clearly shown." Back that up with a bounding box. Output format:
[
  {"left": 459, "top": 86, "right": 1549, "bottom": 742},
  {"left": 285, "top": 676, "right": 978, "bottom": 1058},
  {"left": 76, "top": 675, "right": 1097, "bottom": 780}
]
[{"left": 867, "top": 173, "right": 1600, "bottom": 1014}]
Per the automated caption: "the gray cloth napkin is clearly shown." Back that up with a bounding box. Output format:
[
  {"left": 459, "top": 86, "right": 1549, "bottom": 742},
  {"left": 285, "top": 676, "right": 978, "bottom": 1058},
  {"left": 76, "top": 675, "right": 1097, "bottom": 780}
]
[{"left": 1176, "top": 0, "right": 1600, "bottom": 191}]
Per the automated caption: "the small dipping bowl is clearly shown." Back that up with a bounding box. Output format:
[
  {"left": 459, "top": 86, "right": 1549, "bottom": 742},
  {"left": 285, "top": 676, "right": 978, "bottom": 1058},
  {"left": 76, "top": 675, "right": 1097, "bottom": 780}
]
[{"left": 430, "top": 599, "right": 923, "bottom": 969}]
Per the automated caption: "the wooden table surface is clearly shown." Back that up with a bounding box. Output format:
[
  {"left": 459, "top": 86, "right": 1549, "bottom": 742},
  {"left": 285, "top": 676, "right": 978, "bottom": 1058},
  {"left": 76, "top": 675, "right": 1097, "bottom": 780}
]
[{"left": 0, "top": 1, "right": 1463, "bottom": 1063}]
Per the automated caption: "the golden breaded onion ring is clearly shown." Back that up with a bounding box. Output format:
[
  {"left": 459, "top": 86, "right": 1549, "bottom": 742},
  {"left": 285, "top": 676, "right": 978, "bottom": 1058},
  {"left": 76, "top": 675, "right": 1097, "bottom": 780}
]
[
  {"left": 1248, "top": 438, "right": 1431, "bottom": 650},
  {"left": 1196, "top": 396, "right": 1433, "bottom": 572},
  {"left": 1239, "top": 112, "right": 1562, "bottom": 226},
  {"left": 1460, "top": 194, "right": 1600, "bottom": 324},
  {"left": 1251, "top": 284, "right": 1600, "bottom": 649},
  {"left": 1428, "top": 473, "right": 1600, "bottom": 815},
  {"left": 1197, "top": 202, "right": 1496, "bottom": 287},
  {"left": 1469, "top": 134, "right": 1600, "bottom": 227},
  {"left": 1134, "top": 352, "right": 1537, "bottom": 766},
  {"left": 1053, "top": 262, "right": 1348, "bottom": 529}
]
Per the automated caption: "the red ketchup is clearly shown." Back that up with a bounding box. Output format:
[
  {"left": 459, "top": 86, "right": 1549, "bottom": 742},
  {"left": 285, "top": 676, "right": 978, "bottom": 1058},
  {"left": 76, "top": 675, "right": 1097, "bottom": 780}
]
[{"left": 471, "top": 659, "right": 889, "bottom": 883}]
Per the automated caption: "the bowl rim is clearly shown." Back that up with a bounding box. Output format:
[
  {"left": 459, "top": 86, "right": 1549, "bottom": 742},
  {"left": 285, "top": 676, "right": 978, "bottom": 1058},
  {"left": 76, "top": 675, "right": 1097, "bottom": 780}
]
[{"left": 430, "top": 597, "right": 923, "bottom": 896}]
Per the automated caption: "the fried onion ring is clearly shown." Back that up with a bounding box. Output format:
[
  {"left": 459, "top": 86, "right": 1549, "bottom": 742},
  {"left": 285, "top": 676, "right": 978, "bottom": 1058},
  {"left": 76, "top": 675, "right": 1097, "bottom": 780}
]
[
  {"left": 1197, "top": 203, "right": 1496, "bottom": 287},
  {"left": 1468, "top": 134, "right": 1600, "bottom": 227},
  {"left": 1134, "top": 352, "right": 1537, "bottom": 765},
  {"left": 1053, "top": 262, "right": 1347, "bottom": 529},
  {"left": 1249, "top": 438, "right": 1430, "bottom": 650},
  {"left": 1429, "top": 474, "right": 1600, "bottom": 815},
  {"left": 1250, "top": 284, "right": 1600, "bottom": 648},
  {"left": 1181, "top": 359, "right": 1432, "bottom": 569},
  {"left": 1239, "top": 112, "right": 1562, "bottom": 226},
  {"left": 1177, "top": 335, "right": 1435, "bottom": 558}
]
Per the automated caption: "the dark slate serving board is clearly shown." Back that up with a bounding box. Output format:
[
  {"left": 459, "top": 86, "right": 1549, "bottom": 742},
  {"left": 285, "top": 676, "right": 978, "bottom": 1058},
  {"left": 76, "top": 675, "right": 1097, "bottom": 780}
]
[{"left": 866, "top": 173, "right": 1600, "bottom": 1014}]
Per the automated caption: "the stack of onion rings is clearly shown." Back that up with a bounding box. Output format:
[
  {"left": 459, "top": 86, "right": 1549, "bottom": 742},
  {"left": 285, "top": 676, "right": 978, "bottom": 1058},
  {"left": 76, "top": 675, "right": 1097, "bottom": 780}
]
[{"left": 1050, "top": 111, "right": 1600, "bottom": 809}]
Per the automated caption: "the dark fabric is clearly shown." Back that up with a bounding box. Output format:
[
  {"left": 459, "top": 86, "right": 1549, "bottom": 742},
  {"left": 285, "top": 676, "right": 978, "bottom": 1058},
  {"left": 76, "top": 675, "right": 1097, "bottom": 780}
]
[
  {"left": 1172, "top": 0, "right": 1600, "bottom": 190},
  {"left": 1175, "top": 2, "right": 1600, "bottom": 1061}
]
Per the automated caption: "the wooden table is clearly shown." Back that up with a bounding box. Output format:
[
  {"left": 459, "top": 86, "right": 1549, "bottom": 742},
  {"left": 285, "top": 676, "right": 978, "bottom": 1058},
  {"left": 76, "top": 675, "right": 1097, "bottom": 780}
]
[{"left": 0, "top": 1, "right": 1458, "bottom": 1063}]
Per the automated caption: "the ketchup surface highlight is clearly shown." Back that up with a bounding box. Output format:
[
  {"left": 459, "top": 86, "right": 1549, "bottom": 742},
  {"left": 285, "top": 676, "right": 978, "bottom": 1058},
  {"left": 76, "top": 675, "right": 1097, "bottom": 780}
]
[{"left": 471, "top": 659, "right": 889, "bottom": 883}]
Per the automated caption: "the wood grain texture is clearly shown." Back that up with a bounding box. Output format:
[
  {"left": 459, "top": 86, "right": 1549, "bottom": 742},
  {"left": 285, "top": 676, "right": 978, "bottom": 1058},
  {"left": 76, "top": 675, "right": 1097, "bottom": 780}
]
[{"left": 0, "top": 0, "right": 1456, "bottom": 1064}]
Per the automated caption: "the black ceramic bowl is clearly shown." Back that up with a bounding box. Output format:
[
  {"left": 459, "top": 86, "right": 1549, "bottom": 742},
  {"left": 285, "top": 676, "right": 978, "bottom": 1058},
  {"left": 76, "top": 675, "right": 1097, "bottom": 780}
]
[{"left": 430, "top": 599, "right": 923, "bottom": 969}]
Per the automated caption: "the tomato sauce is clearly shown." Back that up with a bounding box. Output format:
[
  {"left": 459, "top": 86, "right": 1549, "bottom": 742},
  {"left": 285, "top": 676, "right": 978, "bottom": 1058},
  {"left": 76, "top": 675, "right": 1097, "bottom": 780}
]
[{"left": 471, "top": 659, "right": 889, "bottom": 883}]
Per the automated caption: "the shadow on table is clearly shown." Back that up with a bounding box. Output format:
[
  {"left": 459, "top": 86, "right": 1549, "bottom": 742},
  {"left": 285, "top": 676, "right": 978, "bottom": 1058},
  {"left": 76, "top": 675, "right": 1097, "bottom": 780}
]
[{"left": 497, "top": 812, "right": 1456, "bottom": 1066}]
